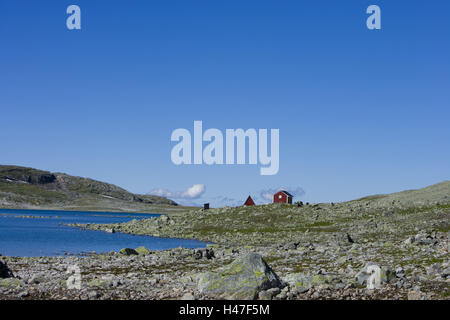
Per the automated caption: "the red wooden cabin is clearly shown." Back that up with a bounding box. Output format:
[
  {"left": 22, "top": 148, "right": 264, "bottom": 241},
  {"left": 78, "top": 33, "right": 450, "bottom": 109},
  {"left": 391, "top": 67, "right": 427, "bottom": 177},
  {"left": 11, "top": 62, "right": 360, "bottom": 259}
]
[
  {"left": 273, "top": 190, "right": 293, "bottom": 204},
  {"left": 243, "top": 196, "right": 255, "bottom": 206}
]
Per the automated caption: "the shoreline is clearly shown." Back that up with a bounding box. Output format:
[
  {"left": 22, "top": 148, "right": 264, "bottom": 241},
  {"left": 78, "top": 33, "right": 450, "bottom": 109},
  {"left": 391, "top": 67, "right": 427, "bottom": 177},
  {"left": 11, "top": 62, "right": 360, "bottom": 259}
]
[
  {"left": 1, "top": 182, "right": 449, "bottom": 300},
  {"left": 0, "top": 206, "right": 193, "bottom": 215}
]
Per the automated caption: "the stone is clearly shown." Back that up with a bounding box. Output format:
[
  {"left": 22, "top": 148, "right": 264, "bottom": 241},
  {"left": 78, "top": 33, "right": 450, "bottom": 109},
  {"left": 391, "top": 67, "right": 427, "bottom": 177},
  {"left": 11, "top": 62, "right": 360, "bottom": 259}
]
[
  {"left": 160, "top": 215, "right": 170, "bottom": 223},
  {"left": 19, "top": 290, "right": 30, "bottom": 298},
  {"left": 194, "top": 250, "right": 203, "bottom": 260},
  {"left": 284, "top": 242, "right": 299, "bottom": 250},
  {"left": 258, "top": 290, "right": 273, "bottom": 300},
  {"left": 283, "top": 273, "right": 336, "bottom": 292},
  {"left": 88, "top": 278, "right": 111, "bottom": 288},
  {"left": 181, "top": 292, "right": 195, "bottom": 300},
  {"left": 0, "top": 260, "right": 14, "bottom": 279},
  {"left": 135, "top": 246, "right": 151, "bottom": 255},
  {"left": 88, "top": 290, "right": 100, "bottom": 299},
  {"left": 442, "top": 267, "right": 450, "bottom": 279},
  {"left": 276, "top": 292, "right": 287, "bottom": 300},
  {"left": 334, "top": 233, "right": 354, "bottom": 246},
  {"left": 29, "top": 275, "right": 45, "bottom": 284},
  {"left": 119, "top": 248, "right": 139, "bottom": 256},
  {"left": 426, "top": 263, "right": 442, "bottom": 276},
  {"left": 266, "top": 287, "right": 281, "bottom": 297},
  {"left": 194, "top": 248, "right": 215, "bottom": 260},
  {"left": 195, "top": 253, "right": 282, "bottom": 300},
  {"left": 383, "top": 210, "right": 395, "bottom": 217},
  {"left": 355, "top": 263, "right": 396, "bottom": 288},
  {"left": 395, "top": 267, "right": 406, "bottom": 278},
  {"left": 407, "top": 290, "right": 423, "bottom": 300},
  {"left": 112, "top": 279, "right": 121, "bottom": 287}
]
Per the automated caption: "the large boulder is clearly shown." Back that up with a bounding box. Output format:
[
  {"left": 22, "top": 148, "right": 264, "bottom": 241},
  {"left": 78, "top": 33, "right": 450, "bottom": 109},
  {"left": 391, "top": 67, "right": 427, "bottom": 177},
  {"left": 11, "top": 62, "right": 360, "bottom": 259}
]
[
  {"left": 195, "top": 253, "right": 282, "bottom": 299},
  {"left": 119, "top": 248, "right": 139, "bottom": 256},
  {"left": 0, "top": 260, "right": 14, "bottom": 279},
  {"left": 194, "top": 248, "right": 215, "bottom": 260},
  {"left": 135, "top": 246, "right": 151, "bottom": 255}
]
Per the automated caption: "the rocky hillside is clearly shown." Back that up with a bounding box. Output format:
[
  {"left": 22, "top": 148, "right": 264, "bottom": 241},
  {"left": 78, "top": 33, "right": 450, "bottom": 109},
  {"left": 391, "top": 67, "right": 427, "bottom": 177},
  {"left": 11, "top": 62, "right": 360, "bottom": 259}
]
[
  {"left": 66, "top": 180, "right": 449, "bottom": 300},
  {"left": 0, "top": 165, "right": 178, "bottom": 212}
]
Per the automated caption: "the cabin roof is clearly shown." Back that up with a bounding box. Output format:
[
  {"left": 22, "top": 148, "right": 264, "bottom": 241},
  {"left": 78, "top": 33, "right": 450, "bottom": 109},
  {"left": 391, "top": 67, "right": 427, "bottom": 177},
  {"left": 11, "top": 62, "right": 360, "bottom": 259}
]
[
  {"left": 278, "top": 190, "right": 293, "bottom": 197},
  {"left": 244, "top": 195, "right": 255, "bottom": 205}
]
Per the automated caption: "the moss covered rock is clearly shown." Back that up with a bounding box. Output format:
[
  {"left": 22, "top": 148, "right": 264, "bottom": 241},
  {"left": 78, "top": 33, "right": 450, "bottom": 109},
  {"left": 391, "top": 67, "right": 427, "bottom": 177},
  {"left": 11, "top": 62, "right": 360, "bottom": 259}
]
[
  {"left": 135, "top": 246, "right": 150, "bottom": 255},
  {"left": 119, "top": 248, "right": 138, "bottom": 256},
  {"left": 195, "top": 253, "right": 282, "bottom": 299}
]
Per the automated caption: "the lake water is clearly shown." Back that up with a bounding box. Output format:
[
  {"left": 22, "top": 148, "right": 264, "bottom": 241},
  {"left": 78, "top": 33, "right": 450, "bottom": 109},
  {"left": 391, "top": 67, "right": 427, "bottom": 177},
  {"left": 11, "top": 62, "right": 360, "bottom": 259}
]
[{"left": 0, "top": 209, "right": 207, "bottom": 257}]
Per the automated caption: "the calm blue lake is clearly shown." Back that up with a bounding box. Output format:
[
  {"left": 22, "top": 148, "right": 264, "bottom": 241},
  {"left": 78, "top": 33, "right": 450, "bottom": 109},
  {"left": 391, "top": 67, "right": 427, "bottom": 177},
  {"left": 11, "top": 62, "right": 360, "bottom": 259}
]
[{"left": 0, "top": 209, "right": 207, "bottom": 257}]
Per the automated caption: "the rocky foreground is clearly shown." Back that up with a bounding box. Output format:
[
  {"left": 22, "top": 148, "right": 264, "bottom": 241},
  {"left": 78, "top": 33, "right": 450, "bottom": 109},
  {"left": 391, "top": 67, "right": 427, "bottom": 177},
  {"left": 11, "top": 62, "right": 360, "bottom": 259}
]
[{"left": 1, "top": 181, "right": 449, "bottom": 300}]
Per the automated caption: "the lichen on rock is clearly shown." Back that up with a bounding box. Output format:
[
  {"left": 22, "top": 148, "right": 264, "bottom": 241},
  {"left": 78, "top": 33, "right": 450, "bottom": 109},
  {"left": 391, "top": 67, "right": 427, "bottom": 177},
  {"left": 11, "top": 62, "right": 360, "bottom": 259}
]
[{"left": 194, "top": 253, "right": 282, "bottom": 300}]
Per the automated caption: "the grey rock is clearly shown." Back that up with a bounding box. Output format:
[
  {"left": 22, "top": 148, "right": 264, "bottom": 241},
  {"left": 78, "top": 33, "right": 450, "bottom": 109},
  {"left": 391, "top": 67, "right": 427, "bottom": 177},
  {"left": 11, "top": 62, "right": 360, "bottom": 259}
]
[
  {"left": 284, "top": 242, "right": 299, "bottom": 250},
  {"left": 334, "top": 233, "right": 354, "bottom": 246},
  {"left": 408, "top": 290, "right": 423, "bottom": 300},
  {"left": 119, "top": 248, "right": 139, "bottom": 256},
  {"left": 181, "top": 292, "right": 195, "bottom": 300},
  {"left": 194, "top": 248, "right": 215, "bottom": 260},
  {"left": 442, "top": 267, "right": 450, "bottom": 278},
  {"left": 284, "top": 273, "right": 337, "bottom": 291},
  {"left": 426, "top": 263, "right": 442, "bottom": 276},
  {"left": 195, "top": 253, "right": 282, "bottom": 300},
  {"left": 258, "top": 287, "right": 281, "bottom": 300},
  {"left": 355, "top": 263, "right": 396, "bottom": 287},
  {"left": 0, "top": 260, "right": 13, "bottom": 279},
  {"left": 258, "top": 290, "right": 272, "bottom": 300},
  {"left": 19, "top": 290, "right": 30, "bottom": 298},
  {"left": 267, "top": 287, "right": 281, "bottom": 296},
  {"left": 135, "top": 246, "right": 150, "bottom": 255},
  {"left": 395, "top": 267, "right": 406, "bottom": 278},
  {"left": 88, "top": 291, "right": 100, "bottom": 299},
  {"left": 159, "top": 215, "right": 170, "bottom": 223},
  {"left": 276, "top": 292, "right": 287, "bottom": 300}
]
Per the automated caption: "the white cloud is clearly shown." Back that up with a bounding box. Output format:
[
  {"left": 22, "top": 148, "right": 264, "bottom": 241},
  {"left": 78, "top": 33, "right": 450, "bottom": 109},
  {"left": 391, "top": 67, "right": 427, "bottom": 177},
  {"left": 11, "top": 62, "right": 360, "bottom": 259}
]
[
  {"left": 260, "top": 190, "right": 275, "bottom": 202},
  {"left": 148, "top": 184, "right": 206, "bottom": 200},
  {"left": 259, "top": 186, "right": 305, "bottom": 202},
  {"left": 210, "top": 196, "right": 243, "bottom": 207},
  {"left": 182, "top": 184, "right": 206, "bottom": 199}
]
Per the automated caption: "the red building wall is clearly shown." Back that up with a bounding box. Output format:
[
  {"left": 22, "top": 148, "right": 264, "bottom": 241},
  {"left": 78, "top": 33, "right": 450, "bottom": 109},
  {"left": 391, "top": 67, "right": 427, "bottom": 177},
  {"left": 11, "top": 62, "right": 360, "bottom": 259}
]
[
  {"left": 244, "top": 196, "right": 255, "bottom": 206},
  {"left": 273, "top": 191, "right": 292, "bottom": 204}
]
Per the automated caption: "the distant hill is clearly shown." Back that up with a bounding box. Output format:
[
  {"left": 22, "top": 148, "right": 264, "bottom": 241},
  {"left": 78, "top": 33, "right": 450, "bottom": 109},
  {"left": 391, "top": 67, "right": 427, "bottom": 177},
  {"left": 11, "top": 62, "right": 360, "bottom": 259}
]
[
  {"left": 0, "top": 165, "right": 179, "bottom": 212},
  {"left": 354, "top": 180, "right": 450, "bottom": 206}
]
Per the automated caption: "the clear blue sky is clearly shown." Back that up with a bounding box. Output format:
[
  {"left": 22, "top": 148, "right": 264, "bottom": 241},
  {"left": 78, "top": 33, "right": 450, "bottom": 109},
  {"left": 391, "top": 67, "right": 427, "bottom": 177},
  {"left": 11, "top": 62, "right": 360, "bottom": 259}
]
[{"left": 1, "top": 1, "right": 449, "bottom": 206}]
